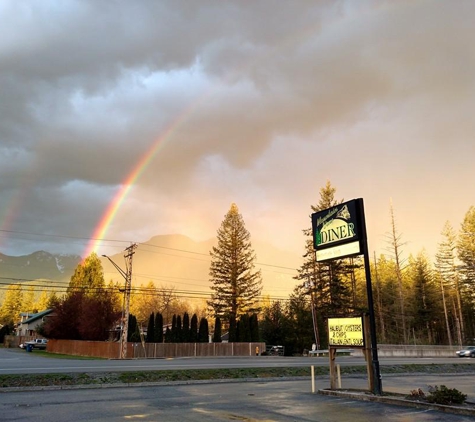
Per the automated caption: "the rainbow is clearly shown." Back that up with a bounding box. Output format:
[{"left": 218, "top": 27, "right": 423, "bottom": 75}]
[
  {"left": 81, "top": 15, "right": 336, "bottom": 259},
  {"left": 83, "top": 109, "right": 192, "bottom": 258}
]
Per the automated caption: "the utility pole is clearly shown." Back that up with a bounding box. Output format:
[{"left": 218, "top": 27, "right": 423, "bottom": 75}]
[{"left": 102, "top": 243, "right": 137, "bottom": 359}]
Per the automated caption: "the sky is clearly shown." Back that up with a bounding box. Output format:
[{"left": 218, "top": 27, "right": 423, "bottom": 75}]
[{"left": 1, "top": 0, "right": 474, "bottom": 265}]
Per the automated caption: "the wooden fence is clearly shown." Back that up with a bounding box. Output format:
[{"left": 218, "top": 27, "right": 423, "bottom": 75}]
[{"left": 44, "top": 339, "right": 266, "bottom": 359}]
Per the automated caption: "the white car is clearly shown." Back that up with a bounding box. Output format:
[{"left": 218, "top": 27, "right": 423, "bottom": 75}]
[{"left": 456, "top": 346, "right": 475, "bottom": 357}]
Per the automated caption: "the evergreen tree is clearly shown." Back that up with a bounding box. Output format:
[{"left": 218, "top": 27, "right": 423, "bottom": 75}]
[
  {"left": 34, "top": 290, "right": 54, "bottom": 313},
  {"left": 208, "top": 203, "right": 262, "bottom": 331},
  {"left": 182, "top": 312, "right": 190, "bottom": 342},
  {"left": 0, "top": 284, "right": 23, "bottom": 325},
  {"left": 146, "top": 312, "right": 155, "bottom": 343},
  {"left": 22, "top": 287, "right": 36, "bottom": 313},
  {"left": 260, "top": 301, "right": 286, "bottom": 346},
  {"left": 164, "top": 326, "right": 172, "bottom": 343},
  {"left": 435, "top": 221, "right": 461, "bottom": 345},
  {"left": 176, "top": 314, "right": 182, "bottom": 343},
  {"left": 190, "top": 314, "right": 198, "bottom": 342},
  {"left": 228, "top": 315, "right": 237, "bottom": 342},
  {"left": 294, "top": 181, "right": 352, "bottom": 324},
  {"left": 154, "top": 312, "right": 163, "bottom": 343},
  {"left": 198, "top": 317, "right": 209, "bottom": 343},
  {"left": 171, "top": 314, "right": 177, "bottom": 342},
  {"left": 128, "top": 314, "right": 140, "bottom": 342},
  {"left": 250, "top": 313, "right": 259, "bottom": 342},
  {"left": 406, "top": 252, "right": 441, "bottom": 344},
  {"left": 213, "top": 316, "right": 222, "bottom": 343},
  {"left": 457, "top": 206, "right": 475, "bottom": 341},
  {"left": 238, "top": 314, "right": 251, "bottom": 342},
  {"left": 0, "top": 324, "right": 12, "bottom": 343},
  {"left": 458, "top": 207, "right": 475, "bottom": 293}
]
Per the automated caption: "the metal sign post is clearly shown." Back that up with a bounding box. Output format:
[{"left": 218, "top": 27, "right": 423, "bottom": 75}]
[{"left": 312, "top": 198, "right": 382, "bottom": 395}]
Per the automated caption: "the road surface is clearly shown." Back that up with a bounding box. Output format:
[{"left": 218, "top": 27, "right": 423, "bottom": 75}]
[
  {"left": 1, "top": 379, "right": 474, "bottom": 422},
  {"left": 2, "top": 347, "right": 474, "bottom": 375}
]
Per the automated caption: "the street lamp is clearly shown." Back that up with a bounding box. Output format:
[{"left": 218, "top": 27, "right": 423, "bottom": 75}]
[{"left": 102, "top": 243, "right": 137, "bottom": 359}]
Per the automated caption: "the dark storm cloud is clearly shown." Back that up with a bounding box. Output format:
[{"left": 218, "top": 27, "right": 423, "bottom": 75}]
[{"left": 1, "top": 1, "right": 474, "bottom": 256}]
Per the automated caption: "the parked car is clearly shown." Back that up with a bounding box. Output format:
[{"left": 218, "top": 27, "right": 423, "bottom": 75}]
[
  {"left": 268, "top": 345, "right": 284, "bottom": 356},
  {"left": 22, "top": 339, "right": 48, "bottom": 351},
  {"left": 456, "top": 346, "right": 475, "bottom": 357}
]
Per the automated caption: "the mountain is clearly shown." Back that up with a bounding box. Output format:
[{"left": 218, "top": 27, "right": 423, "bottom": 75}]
[
  {"left": 0, "top": 251, "right": 82, "bottom": 284},
  {"left": 0, "top": 235, "right": 303, "bottom": 301},
  {"left": 101, "top": 234, "right": 303, "bottom": 300}
]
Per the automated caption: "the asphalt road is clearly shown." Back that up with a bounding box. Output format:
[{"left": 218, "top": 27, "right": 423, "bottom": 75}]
[
  {"left": 2, "top": 347, "right": 474, "bottom": 375},
  {"left": 1, "top": 379, "right": 474, "bottom": 422}
]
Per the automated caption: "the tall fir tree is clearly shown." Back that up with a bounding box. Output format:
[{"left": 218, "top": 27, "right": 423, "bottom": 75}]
[
  {"left": 182, "top": 312, "right": 190, "bottom": 342},
  {"left": 208, "top": 203, "right": 262, "bottom": 329},
  {"left": 250, "top": 313, "right": 259, "bottom": 342},
  {"left": 154, "top": 312, "right": 163, "bottom": 343},
  {"left": 435, "top": 221, "right": 461, "bottom": 345},
  {"left": 0, "top": 284, "right": 23, "bottom": 325},
  {"left": 212, "top": 316, "right": 222, "bottom": 343},
  {"left": 190, "top": 314, "right": 198, "bottom": 342},
  {"left": 457, "top": 206, "right": 475, "bottom": 341},
  {"left": 198, "top": 317, "right": 209, "bottom": 343},
  {"left": 146, "top": 312, "right": 155, "bottom": 343},
  {"left": 294, "top": 181, "right": 352, "bottom": 322},
  {"left": 406, "top": 252, "right": 440, "bottom": 344},
  {"left": 237, "top": 314, "right": 251, "bottom": 342}
]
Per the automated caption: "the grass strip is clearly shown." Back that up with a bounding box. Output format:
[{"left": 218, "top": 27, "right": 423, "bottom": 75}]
[{"left": 1, "top": 364, "right": 475, "bottom": 389}]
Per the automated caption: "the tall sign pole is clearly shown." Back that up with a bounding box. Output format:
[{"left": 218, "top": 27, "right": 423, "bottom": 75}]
[
  {"left": 120, "top": 243, "right": 137, "bottom": 360},
  {"left": 311, "top": 198, "right": 382, "bottom": 395},
  {"left": 358, "top": 200, "right": 382, "bottom": 395}
]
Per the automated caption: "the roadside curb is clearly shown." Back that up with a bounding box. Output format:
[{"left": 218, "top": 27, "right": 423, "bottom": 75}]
[
  {"left": 318, "top": 388, "right": 475, "bottom": 417},
  {"left": 0, "top": 376, "right": 307, "bottom": 393}
]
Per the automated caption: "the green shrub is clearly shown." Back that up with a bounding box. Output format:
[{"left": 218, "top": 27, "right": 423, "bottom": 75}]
[{"left": 426, "top": 385, "right": 467, "bottom": 405}]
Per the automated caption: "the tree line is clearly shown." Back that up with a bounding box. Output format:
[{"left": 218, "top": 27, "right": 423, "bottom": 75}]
[{"left": 2, "top": 183, "right": 475, "bottom": 352}]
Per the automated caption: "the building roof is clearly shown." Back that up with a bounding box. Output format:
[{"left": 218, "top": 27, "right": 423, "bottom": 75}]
[{"left": 21, "top": 309, "right": 53, "bottom": 325}]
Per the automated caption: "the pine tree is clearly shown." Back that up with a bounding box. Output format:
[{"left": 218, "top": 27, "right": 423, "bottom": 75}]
[
  {"left": 154, "top": 312, "right": 163, "bottom": 343},
  {"left": 198, "top": 317, "right": 209, "bottom": 343},
  {"left": 33, "top": 290, "right": 52, "bottom": 313},
  {"left": 213, "top": 316, "right": 222, "bottom": 343},
  {"left": 128, "top": 314, "right": 140, "bottom": 342},
  {"left": 457, "top": 206, "right": 475, "bottom": 341},
  {"left": 182, "top": 312, "right": 190, "bottom": 342},
  {"left": 190, "top": 314, "right": 198, "bottom": 342},
  {"left": 171, "top": 314, "right": 177, "bottom": 342},
  {"left": 164, "top": 326, "right": 172, "bottom": 343},
  {"left": 22, "top": 286, "right": 36, "bottom": 313},
  {"left": 458, "top": 207, "right": 475, "bottom": 293},
  {"left": 238, "top": 314, "right": 251, "bottom": 342},
  {"left": 208, "top": 203, "right": 262, "bottom": 328},
  {"left": 435, "top": 221, "right": 461, "bottom": 345},
  {"left": 0, "top": 284, "right": 23, "bottom": 325},
  {"left": 250, "top": 313, "right": 259, "bottom": 342},
  {"left": 146, "top": 312, "right": 155, "bottom": 343},
  {"left": 176, "top": 315, "right": 182, "bottom": 343},
  {"left": 406, "top": 252, "right": 440, "bottom": 344},
  {"left": 294, "top": 181, "right": 352, "bottom": 322},
  {"left": 260, "top": 301, "right": 286, "bottom": 346}
]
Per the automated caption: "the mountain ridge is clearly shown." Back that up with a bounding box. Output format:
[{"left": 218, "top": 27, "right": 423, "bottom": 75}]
[{"left": 0, "top": 234, "right": 302, "bottom": 299}]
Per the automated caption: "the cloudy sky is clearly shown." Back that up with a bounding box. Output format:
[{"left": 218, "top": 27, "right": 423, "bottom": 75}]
[{"left": 1, "top": 0, "right": 474, "bottom": 264}]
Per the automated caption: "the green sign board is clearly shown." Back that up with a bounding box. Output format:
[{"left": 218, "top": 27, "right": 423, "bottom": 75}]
[{"left": 311, "top": 199, "right": 365, "bottom": 261}]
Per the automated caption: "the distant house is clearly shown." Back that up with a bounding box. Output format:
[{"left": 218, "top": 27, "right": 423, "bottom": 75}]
[{"left": 16, "top": 309, "right": 53, "bottom": 336}]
